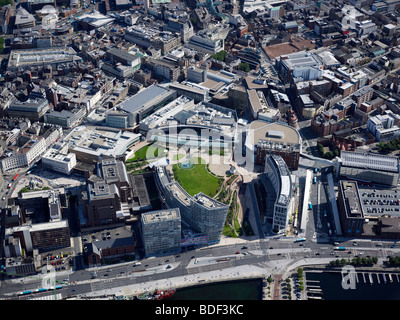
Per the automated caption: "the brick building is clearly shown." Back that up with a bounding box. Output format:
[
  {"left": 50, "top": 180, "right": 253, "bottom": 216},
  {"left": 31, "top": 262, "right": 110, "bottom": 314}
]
[{"left": 246, "top": 121, "right": 302, "bottom": 170}]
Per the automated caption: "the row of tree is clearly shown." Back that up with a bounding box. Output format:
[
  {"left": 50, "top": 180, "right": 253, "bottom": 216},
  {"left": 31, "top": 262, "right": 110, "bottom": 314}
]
[
  {"left": 385, "top": 256, "right": 400, "bottom": 267},
  {"left": 377, "top": 138, "right": 400, "bottom": 154},
  {"left": 328, "top": 256, "right": 378, "bottom": 267}
]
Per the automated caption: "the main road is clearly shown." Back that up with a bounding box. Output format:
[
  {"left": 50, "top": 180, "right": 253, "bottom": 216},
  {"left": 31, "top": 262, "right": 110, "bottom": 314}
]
[{"left": 1, "top": 236, "right": 398, "bottom": 300}]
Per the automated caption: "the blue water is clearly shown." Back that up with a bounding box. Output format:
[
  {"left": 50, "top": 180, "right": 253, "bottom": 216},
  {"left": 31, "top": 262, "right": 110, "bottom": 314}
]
[
  {"left": 166, "top": 271, "right": 400, "bottom": 300},
  {"left": 306, "top": 271, "right": 400, "bottom": 300},
  {"left": 168, "top": 278, "right": 262, "bottom": 300}
]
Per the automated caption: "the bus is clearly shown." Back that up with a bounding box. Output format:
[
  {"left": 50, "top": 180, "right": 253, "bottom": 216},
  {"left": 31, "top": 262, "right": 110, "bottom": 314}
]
[
  {"left": 308, "top": 203, "right": 312, "bottom": 210},
  {"left": 313, "top": 177, "right": 317, "bottom": 184},
  {"left": 11, "top": 174, "right": 18, "bottom": 181},
  {"left": 295, "top": 238, "right": 306, "bottom": 243},
  {"left": 17, "top": 285, "right": 63, "bottom": 296}
]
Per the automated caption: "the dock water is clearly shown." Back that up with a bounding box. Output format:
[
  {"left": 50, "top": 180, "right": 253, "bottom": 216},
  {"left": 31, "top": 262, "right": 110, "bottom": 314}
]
[{"left": 305, "top": 271, "right": 400, "bottom": 300}]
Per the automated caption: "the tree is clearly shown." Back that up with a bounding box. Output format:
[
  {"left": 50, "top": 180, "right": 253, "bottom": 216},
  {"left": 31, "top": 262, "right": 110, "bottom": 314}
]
[
  {"left": 238, "top": 62, "right": 250, "bottom": 72},
  {"left": 333, "top": 148, "right": 339, "bottom": 157},
  {"left": 0, "top": 0, "right": 12, "bottom": 6},
  {"left": 0, "top": 37, "right": 4, "bottom": 54},
  {"left": 211, "top": 50, "right": 227, "bottom": 62},
  {"left": 325, "top": 151, "right": 334, "bottom": 159},
  {"left": 19, "top": 187, "right": 30, "bottom": 193},
  {"left": 297, "top": 268, "right": 303, "bottom": 278}
]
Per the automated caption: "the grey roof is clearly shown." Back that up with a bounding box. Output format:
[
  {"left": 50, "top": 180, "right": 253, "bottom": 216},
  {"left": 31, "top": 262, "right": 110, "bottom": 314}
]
[
  {"left": 15, "top": 7, "right": 36, "bottom": 26},
  {"left": 174, "top": 110, "right": 193, "bottom": 124},
  {"left": 119, "top": 85, "right": 171, "bottom": 114},
  {"left": 92, "top": 237, "right": 135, "bottom": 250},
  {"left": 107, "top": 47, "right": 139, "bottom": 62}
]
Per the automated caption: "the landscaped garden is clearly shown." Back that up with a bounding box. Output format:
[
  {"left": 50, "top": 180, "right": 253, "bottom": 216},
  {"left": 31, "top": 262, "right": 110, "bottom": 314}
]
[{"left": 172, "top": 157, "right": 223, "bottom": 197}]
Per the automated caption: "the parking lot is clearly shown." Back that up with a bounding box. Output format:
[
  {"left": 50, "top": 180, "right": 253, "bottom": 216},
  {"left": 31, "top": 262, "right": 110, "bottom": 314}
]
[
  {"left": 41, "top": 250, "right": 74, "bottom": 272},
  {"left": 359, "top": 187, "right": 400, "bottom": 216}
]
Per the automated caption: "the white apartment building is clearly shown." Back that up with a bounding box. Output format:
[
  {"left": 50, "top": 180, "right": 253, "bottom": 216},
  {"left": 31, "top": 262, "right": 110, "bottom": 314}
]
[
  {"left": 187, "top": 34, "right": 224, "bottom": 54},
  {"left": 1, "top": 137, "right": 46, "bottom": 172},
  {"left": 367, "top": 110, "right": 400, "bottom": 142},
  {"left": 42, "top": 145, "right": 77, "bottom": 175},
  {"left": 260, "top": 155, "right": 294, "bottom": 232},
  {"left": 0, "top": 126, "right": 62, "bottom": 172},
  {"left": 141, "top": 208, "right": 181, "bottom": 257}
]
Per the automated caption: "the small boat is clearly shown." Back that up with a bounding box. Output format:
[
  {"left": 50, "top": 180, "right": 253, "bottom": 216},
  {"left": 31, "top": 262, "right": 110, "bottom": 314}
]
[{"left": 137, "top": 289, "right": 176, "bottom": 300}]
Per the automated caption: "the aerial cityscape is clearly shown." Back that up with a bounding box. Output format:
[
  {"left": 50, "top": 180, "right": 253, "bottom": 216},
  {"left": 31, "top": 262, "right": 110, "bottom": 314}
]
[{"left": 1, "top": 0, "right": 400, "bottom": 305}]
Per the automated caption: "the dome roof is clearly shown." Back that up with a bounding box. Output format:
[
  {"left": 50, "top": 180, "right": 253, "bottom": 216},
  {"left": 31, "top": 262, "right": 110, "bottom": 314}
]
[{"left": 41, "top": 5, "right": 56, "bottom": 14}]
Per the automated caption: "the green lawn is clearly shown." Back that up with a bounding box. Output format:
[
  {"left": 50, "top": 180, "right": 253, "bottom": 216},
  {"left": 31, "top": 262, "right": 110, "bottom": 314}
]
[
  {"left": 172, "top": 157, "right": 222, "bottom": 197},
  {"left": 127, "top": 144, "right": 167, "bottom": 162},
  {"left": 173, "top": 153, "right": 185, "bottom": 161}
]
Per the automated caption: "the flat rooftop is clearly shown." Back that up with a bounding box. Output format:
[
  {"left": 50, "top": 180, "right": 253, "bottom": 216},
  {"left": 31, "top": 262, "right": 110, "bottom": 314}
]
[
  {"left": 279, "top": 51, "right": 321, "bottom": 69},
  {"left": 8, "top": 47, "right": 81, "bottom": 69},
  {"left": 340, "top": 180, "right": 364, "bottom": 219},
  {"left": 247, "top": 120, "right": 301, "bottom": 149},
  {"left": 341, "top": 151, "right": 399, "bottom": 173},
  {"left": 118, "top": 85, "right": 172, "bottom": 114},
  {"left": 141, "top": 208, "right": 180, "bottom": 224}
]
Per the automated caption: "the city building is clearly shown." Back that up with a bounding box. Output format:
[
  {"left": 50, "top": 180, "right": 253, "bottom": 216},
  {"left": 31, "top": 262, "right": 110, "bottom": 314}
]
[
  {"left": 42, "top": 143, "right": 77, "bottom": 175},
  {"left": 259, "top": 155, "right": 294, "bottom": 232},
  {"left": 110, "top": 84, "right": 177, "bottom": 127},
  {"left": 352, "top": 86, "right": 374, "bottom": 107},
  {"left": 14, "top": 7, "right": 36, "bottom": 29},
  {"left": 0, "top": 125, "right": 62, "bottom": 172},
  {"left": 169, "top": 83, "right": 208, "bottom": 103},
  {"left": 63, "top": 125, "right": 141, "bottom": 163},
  {"left": 337, "top": 151, "right": 400, "bottom": 186},
  {"left": 245, "top": 120, "right": 302, "bottom": 170},
  {"left": 144, "top": 100, "right": 238, "bottom": 151},
  {"left": 86, "top": 227, "right": 136, "bottom": 266},
  {"left": 367, "top": 110, "right": 400, "bottom": 142},
  {"left": 145, "top": 57, "right": 181, "bottom": 82},
  {"left": 187, "top": 33, "right": 224, "bottom": 55},
  {"left": 187, "top": 67, "right": 208, "bottom": 83},
  {"left": 337, "top": 180, "right": 365, "bottom": 237},
  {"left": 7, "top": 98, "right": 50, "bottom": 122},
  {"left": 125, "top": 24, "right": 181, "bottom": 54},
  {"left": 141, "top": 208, "right": 181, "bottom": 257},
  {"left": 7, "top": 47, "right": 82, "bottom": 71},
  {"left": 275, "top": 51, "right": 323, "bottom": 82},
  {"left": 155, "top": 166, "right": 228, "bottom": 245},
  {"left": 0, "top": 4, "right": 11, "bottom": 34},
  {"left": 106, "top": 47, "right": 141, "bottom": 69},
  {"left": 76, "top": 10, "right": 115, "bottom": 30},
  {"left": 6, "top": 220, "right": 70, "bottom": 253},
  {"left": 82, "top": 179, "right": 122, "bottom": 228},
  {"left": 44, "top": 107, "right": 86, "bottom": 129},
  {"left": 247, "top": 89, "right": 280, "bottom": 122}
]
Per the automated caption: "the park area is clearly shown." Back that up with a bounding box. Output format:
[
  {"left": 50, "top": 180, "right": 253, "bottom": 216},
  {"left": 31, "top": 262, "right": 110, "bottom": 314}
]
[
  {"left": 126, "top": 143, "right": 255, "bottom": 238},
  {"left": 172, "top": 157, "right": 222, "bottom": 197}
]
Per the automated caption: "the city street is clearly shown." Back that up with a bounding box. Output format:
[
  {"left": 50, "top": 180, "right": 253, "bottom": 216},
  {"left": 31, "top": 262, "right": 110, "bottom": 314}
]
[{"left": 1, "top": 234, "right": 399, "bottom": 300}]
